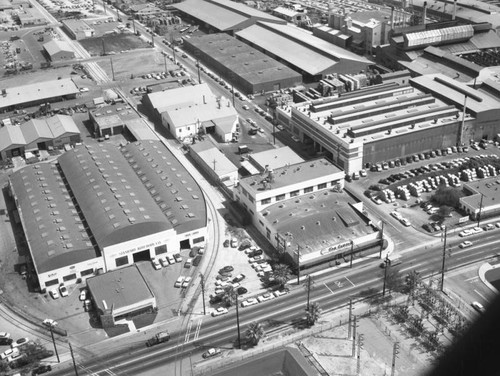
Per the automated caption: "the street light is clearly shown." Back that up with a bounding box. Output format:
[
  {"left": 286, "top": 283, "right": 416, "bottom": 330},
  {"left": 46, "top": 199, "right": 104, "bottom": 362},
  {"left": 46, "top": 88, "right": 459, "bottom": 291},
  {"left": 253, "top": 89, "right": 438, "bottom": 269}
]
[{"left": 235, "top": 295, "right": 241, "bottom": 349}]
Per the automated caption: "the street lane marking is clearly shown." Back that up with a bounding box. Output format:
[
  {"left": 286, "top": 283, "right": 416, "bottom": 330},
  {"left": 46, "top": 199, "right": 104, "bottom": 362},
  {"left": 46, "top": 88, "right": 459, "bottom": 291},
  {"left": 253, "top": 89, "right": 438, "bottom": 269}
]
[
  {"left": 345, "top": 277, "right": 355, "bottom": 287},
  {"left": 474, "top": 289, "right": 488, "bottom": 301},
  {"left": 465, "top": 276, "right": 479, "bottom": 282},
  {"left": 184, "top": 320, "right": 193, "bottom": 343},
  {"left": 323, "top": 283, "right": 335, "bottom": 295},
  {"left": 194, "top": 319, "right": 203, "bottom": 341}
]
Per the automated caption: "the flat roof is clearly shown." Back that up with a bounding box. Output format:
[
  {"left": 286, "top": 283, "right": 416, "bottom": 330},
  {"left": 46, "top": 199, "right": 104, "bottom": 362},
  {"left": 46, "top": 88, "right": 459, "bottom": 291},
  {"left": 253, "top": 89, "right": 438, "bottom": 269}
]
[
  {"left": 249, "top": 146, "right": 303, "bottom": 171},
  {"left": 461, "top": 176, "right": 500, "bottom": 209},
  {"left": 9, "top": 163, "right": 98, "bottom": 273},
  {"left": 411, "top": 73, "right": 500, "bottom": 115},
  {"left": 146, "top": 83, "right": 214, "bottom": 114},
  {"left": 122, "top": 141, "right": 207, "bottom": 234},
  {"left": 264, "top": 191, "right": 374, "bottom": 257},
  {"left": 62, "top": 18, "right": 94, "bottom": 32},
  {"left": 184, "top": 34, "right": 301, "bottom": 85},
  {"left": 91, "top": 103, "right": 141, "bottom": 128},
  {"left": 59, "top": 144, "right": 172, "bottom": 250},
  {"left": 43, "top": 40, "right": 74, "bottom": 56},
  {"left": 165, "top": 99, "right": 237, "bottom": 128},
  {"left": 236, "top": 22, "right": 371, "bottom": 76},
  {"left": 0, "top": 78, "right": 79, "bottom": 110},
  {"left": 190, "top": 140, "right": 238, "bottom": 177},
  {"left": 87, "top": 264, "right": 154, "bottom": 313},
  {"left": 240, "top": 158, "right": 342, "bottom": 195},
  {"left": 126, "top": 118, "right": 160, "bottom": 141}
]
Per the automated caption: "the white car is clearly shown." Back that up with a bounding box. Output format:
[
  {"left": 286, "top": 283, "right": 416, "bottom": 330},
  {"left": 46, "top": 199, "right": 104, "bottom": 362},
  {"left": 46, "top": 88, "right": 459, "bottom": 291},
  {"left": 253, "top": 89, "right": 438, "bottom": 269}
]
[
  {"left": 257, "top": 293, "right": 275, "bottom": 302},
  {"left": 273, "top": 289, "right": 288, "bottom": 297},
  {"left": 152, "top": 258, "right": 161, "bottom": 270},
  {"left": 174, "top": 276, "right": 185, "bottom": 288},
  {"left": 472, "top": 227, "right": 484, "bottom": 234},
  {"left": 390, "top": 211, "right": 402, "bottom": 220},
  {"left": 0, "top": 347, "right": 19, "bottom": 360},
  {"left": 167, "top": 255, "right": 176, "bottom": 264},
  {"left": 459, "top": 230, "right": 472, "bottom": 237},
  {"left": 11, "top": 337, "right": 29, "bottom": 348},
  {"left": 241, "top": 298, "right": 259, "bottom": 307},
  {"left": 159, "top": 257, "right": 169, "bottom": 268},
  {"left": 400, "top": 218, "right": 411, "bottom": 227},
  {"left": 43, "top": 318, "right": 58, "bottom": 327},
  {"left": 460, "top": 241, "right": 473, "bottom": 248},
  {"left": 471, "top": 301, "right": 485, "bottom": 313},
  {"left": 211, "top": 307, "right": 228, "bottom": 317},
  {"left": 174, "top": 254, "right": 182, "bottom": 263},
  {"left": 182, "top": 276, "right": 192, "bottom": 288},
  {"left": 242, "top": 105, "right": 249, "bottom": 110},
  {"left": 79, "top": 87, "right": 89, "bottom": 92},
  {"left": 59, "top": 285, "right": 69, "bottom": 297},
  {"left": 230, "top": 238, "right": 238, "bottom": 248},
  {"left": 79, "top": 289, "right": 87, "bottom": 301},
  {"left": 49, "top": 289, "right": 60, "bottom": 299},
  {"left": 249, "top": 255, "right": 264, "bottom": 263}
]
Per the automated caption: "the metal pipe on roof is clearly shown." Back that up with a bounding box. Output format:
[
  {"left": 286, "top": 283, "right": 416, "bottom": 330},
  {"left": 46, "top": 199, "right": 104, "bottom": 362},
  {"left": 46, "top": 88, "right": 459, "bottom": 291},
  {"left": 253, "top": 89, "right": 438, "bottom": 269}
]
[{"left": 452, "top": 0, "right": 457, "bottom": 20}]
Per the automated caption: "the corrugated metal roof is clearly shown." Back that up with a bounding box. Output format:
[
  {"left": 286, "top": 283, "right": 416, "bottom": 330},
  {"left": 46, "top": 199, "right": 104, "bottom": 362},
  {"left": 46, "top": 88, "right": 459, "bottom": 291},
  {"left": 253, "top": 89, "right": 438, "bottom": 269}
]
[
  {"left": 236, "top": 22, "right": 370, "bottom": 76},
  {"left": 46, "top": 114, "right": 80, "bottom": 138},
  {"left": 9, "top": 163, "right": 98, "bottom": 273},
  {"left": 174, "top": 0, "right": 248, "bottom": 31},
  {"left": 0, "top": 125, "right": 25, "bottom": 152},
  {"left": 0, "top": 78, "right": 79, "bottom": 110},
  {"left": 122, "top": 141, "right": 207, "bottom": 234},
  {"left": 21, "top": 119, "right": 53, "bottom": 145},
  {"left": 59, "top": 144, "right": 172, "bottom": 250}
]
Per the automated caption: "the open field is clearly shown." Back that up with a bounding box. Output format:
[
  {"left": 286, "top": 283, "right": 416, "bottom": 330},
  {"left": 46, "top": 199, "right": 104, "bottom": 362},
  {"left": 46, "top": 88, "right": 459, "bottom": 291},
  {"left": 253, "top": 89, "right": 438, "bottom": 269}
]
[
  {"left": 80, "top": 33, "right": 149, "bottom": 56},
  {"left": 97, "top": 49, "right": 177, "bottom": 80}
]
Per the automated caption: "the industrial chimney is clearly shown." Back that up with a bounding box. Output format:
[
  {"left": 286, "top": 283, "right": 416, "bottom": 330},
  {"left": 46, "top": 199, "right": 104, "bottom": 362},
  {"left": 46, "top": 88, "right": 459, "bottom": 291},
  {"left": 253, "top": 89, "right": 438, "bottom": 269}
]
[{"left": 423, "top": 1, "right": 427, "bottom": 25}]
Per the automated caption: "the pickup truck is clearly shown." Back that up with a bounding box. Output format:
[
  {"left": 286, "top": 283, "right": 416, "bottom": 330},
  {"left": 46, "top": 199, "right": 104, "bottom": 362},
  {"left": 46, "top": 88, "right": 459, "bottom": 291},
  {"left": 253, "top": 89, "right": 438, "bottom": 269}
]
[{"left": 146, "top": 331, "right": 170, "bottom": 347}]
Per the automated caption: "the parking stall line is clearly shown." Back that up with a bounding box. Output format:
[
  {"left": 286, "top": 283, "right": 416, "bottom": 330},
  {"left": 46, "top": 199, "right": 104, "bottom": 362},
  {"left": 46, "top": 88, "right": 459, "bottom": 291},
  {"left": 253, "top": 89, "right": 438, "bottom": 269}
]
[{"left": 323, "top": 283, "right": 335, "bottom": 295}]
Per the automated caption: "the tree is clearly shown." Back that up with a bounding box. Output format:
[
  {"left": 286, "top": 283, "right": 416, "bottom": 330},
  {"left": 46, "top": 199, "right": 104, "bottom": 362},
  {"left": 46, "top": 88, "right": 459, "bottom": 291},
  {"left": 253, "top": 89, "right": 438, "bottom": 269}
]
[
  {"left": 431, "top": 186, "right": 464, "bottom": 209},
  {"left": 271, "top": 263, "right": 291, "bottom": 290},
  {"left": 221, "top": 286, "right": 237, "bottom": 308},
  {"left": 245, "top": 321, "right": 265, "bottom": 346},
  {"left": 404, "top": 270, "right": 421, "bottom": 302},
  {"left": 305, "top": 302, "right": 321, "bottom": 327}
]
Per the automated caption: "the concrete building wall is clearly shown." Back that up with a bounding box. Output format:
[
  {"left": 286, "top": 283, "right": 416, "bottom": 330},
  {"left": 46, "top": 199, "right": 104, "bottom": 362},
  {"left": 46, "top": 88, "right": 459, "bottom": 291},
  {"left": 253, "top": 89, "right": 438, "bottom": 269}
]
[{"left": 38, "top": 256, "right": 104, "bottom": 290}]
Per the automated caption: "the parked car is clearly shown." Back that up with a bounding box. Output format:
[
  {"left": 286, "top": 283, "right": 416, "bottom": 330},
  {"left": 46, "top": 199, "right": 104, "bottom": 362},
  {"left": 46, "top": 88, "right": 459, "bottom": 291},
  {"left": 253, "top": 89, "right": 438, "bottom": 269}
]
[
  {"left": 202, "top": 347, "right": 221, "bottom": 359},
  {"left": 223, "top": 239, "right": 230, "bottom": 247},
  {"left": 79, "top": 289, "right": 87, "bottom": 301},
  {"left": 232, "top": 274, "right": 246, "bottom": 283},
  {"left": 249, "top": 255, "right": 264, "bottom": 263},
  {"left": 0, "top": 347, "right": 19, "bottom": 360},
  {"left": 0, "top": 332, "right": 12, "bottom": 346},
  {"left": 167, "top": 255, "right": 176, "bottom": 264},
  {"left": 273, "top": 289, "right": 289, "bottom": 297},
  {"left": 59, "top": 285, "right": 69, "bottom": 297},
  {"left": 159, "top": 256, "right": 169, "bottom": 268},
  {"left": 11, "top": 337, "right": 30, "bottom": 348},
  {"left": 152, "top": 258, "right": 162, "bottom": 270},
  {"left": 230, "top": 238, "right": 238, "bottom": 248},
  {"left": 211, "top": 307, "right": 229, "bottom": 317},
  {"left": 220, "top": 265, "right": 234, "bottom": 273},
  {"left": 174, "top": 254, "right": 182, "bottom": 263},
  {"left": 182, "top": 277, "right": 192, "bottom": 288},
  {"left": 174, "top": 276, "right": 185, "bottom": 288},
  {"left": 185, "top": 258, "right": 193, "bottom": 268},
  {"left": 257, "top": 293, "right": 275, "bottom": 302},
  {"left": 49, "top": 289, "right": 59, "bottom": 299},
  {"left": 32, "top": 364, "right": 52, "bottom": 375},
  {"left": 241, "top": 298, "right": 259, "bottom": 307},
  {"left": 237, "top": 287, "right": 248, "bottom": 295},
  {"left": 42, "top": 318, "right": 57, "bottom": 327}
]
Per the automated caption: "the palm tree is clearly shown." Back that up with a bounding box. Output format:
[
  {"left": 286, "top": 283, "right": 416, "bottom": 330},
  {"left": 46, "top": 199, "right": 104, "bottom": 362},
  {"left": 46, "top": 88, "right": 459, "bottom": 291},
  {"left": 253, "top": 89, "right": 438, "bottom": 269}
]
[
  {"left": 271, "top": 263, "right": 291, "bottom": 290},
  {"left": 221, "top": 286, "right": 237, "bottom": 308},
  {"left": 245, "top": 321, "right": 265, "bottom": 346},
  {"left": 305, "top": 302, "right": 321, "bottom": 327}
]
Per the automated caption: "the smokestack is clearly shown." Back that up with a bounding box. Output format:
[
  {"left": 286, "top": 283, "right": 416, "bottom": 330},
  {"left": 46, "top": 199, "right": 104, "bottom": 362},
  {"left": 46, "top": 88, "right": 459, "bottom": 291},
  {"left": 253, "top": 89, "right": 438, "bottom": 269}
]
[
  {"left": 423, "top": 1, "right": 427, "bottom": 25},
  {"left": 390, "top": 6, "right": 395, "bottom": 30},
  {"left": 452, "top": 0, "right": 457, "bottom": 20}
]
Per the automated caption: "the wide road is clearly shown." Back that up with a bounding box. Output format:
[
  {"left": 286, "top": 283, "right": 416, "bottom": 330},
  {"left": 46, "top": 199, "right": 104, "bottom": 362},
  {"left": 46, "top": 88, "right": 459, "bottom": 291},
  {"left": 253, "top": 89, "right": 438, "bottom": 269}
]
[{"left": 49, "top": 231, "right": 500, "bottom": 375}]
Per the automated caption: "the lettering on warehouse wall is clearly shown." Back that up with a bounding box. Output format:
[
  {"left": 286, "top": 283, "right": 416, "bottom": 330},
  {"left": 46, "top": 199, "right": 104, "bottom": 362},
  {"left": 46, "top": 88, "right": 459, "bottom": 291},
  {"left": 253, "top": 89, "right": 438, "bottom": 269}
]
[
  {"left": 118, "top": 240, "right": 163, "bottom": 256},
  {"left": 320, "top": 241, "right": 351, "bottom": 256}
]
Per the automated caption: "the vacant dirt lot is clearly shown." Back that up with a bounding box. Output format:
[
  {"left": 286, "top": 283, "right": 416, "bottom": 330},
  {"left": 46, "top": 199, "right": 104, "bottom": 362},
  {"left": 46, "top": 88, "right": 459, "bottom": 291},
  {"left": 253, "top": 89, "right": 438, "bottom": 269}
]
[{"left": 80, "top": 33, "right": 149, "bottom": 56}]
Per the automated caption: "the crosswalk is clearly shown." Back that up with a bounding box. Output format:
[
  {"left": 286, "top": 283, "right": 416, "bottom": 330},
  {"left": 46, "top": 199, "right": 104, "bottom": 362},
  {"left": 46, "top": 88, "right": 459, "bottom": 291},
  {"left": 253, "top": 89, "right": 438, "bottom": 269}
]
[{"left": 184, "top": 318, "right": 203, "bottom": 343}]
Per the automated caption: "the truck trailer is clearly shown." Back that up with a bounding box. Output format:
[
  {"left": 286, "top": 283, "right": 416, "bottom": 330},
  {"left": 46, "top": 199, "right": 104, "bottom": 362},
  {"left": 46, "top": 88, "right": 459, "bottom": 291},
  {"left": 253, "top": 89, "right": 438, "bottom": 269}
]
[{"left": 146, "top": 331, "right": 170, "bottom": 347}]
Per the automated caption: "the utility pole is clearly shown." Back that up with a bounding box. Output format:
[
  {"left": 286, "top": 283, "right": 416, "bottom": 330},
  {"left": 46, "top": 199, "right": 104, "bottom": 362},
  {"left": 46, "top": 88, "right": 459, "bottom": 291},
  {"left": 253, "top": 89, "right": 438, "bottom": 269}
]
[
  {"left": 391, "top": 342, "right": 400, "bottom": 376},
  {"left": 163, "top": 54, "right": 167, "bottom": 72},
  {"left": 132, "top": 18, "right": 136, "bottom": 34},
  {"left": 151, "top": 32, "right": 154, "bottom": 47},
  {"left": 305, "top": 275, "right": 312, "bottom": 311},
  {"left": 348, "top": 297, "right": 353, "bottom": 339},
  {"left": 110, "top": 57, "right": 115, "bottom": 81},
  {"left": 296, "top": 244, "right": 301, "bottom": 284},
  {"left": 48, "top": 323, "right": 60, "bottom": 363},
  {"left": 440, "top": 226, "right": 448, "bottom": 292},
  {"left": 231, "top": 83, "right": 235, "bottom": 107},
  {"left": 382, "top": 257, "right": 389, "bottom": 297},
  {"left": 379, "top": 221, "right": 385, "bottom": 259},
  {"left": 196, "top": 59, "right": 201, "bottom": 84},
  {"left": 350, "top": 240, "right": 354, "bottom": 268},
  {"left": 199, "top": 273, "right": 206, "bottom": 315},
  {"left": 235, "top": 295, "right": 241, "bottom": 349},
  {"left": 356, "top": 334, "right": 364, "bottom": 376},
  {"left": 69, "top": 342, "right": 79, "bottom": 376},
  {"left": 477, "top": 192, "right": 484, "bottom": 227},
  {"left": 351, "top": 315, "right": 357, "bottom": 356},
  {"left": 101, "top": 38, "right": 106, "bottom": 56}
]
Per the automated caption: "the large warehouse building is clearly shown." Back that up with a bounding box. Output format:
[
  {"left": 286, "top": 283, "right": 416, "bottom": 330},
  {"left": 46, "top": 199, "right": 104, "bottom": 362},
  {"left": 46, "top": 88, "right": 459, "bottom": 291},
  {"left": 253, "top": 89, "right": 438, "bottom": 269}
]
[
  {"left": 9, "top": 141, "right": 207, "bottom": 290},
  {"left": 276, "top": 73, "right": 500, "bottom": 174},
  {"left": 173, "top": 0, "right": 285, "bottom": 34},
  {"left": 236, "top": 21, "right": 372, "bottom": 81},
  {"left": 182, "top": 33, "right": 302, "bottom": 94}
]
